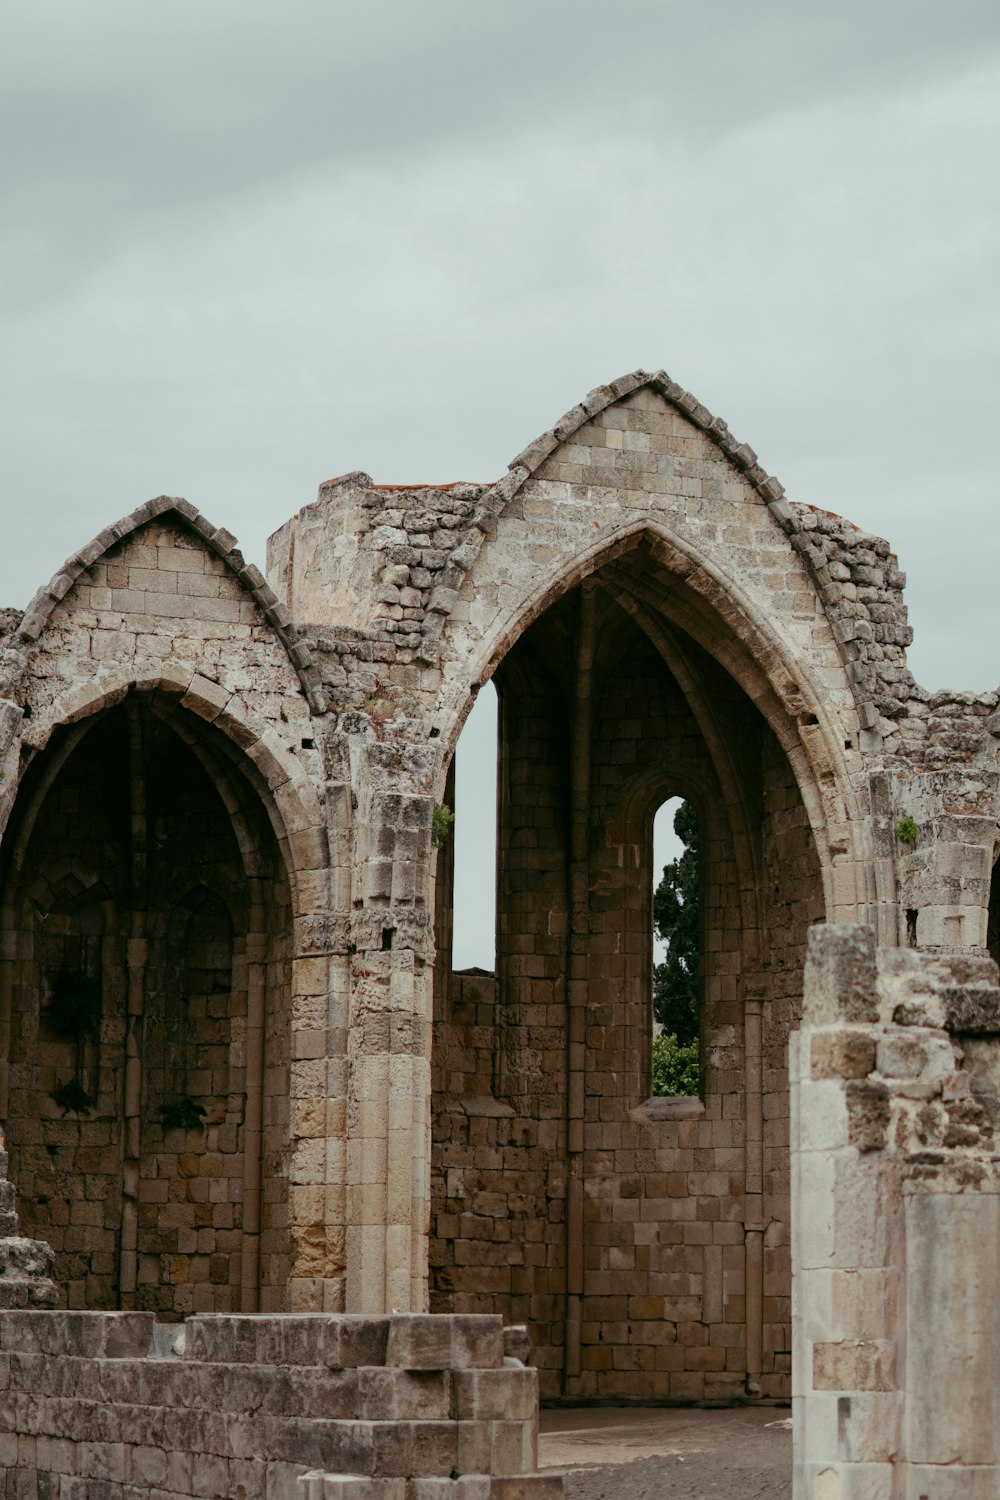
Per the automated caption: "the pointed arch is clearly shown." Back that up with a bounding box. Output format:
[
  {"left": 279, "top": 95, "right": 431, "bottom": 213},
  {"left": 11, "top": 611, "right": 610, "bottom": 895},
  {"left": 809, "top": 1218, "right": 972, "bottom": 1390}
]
[
  {"left": 8, "top": 495, "right": 326, "bottom": 713},
  {"left": 437, "top": 519, "right": 872, "bottom": 915}
]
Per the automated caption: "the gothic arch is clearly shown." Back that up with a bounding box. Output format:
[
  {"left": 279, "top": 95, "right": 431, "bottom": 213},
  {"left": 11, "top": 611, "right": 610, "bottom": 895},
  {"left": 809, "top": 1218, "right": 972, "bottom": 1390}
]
[
  {"left": 0, "top": 685, "right": 324, "bottom": 1314},
  {"left": 438, "top": 520, "right": 870, "bottom": 919},
  {"left": 8, "top": 496, "right": 325, "bottom": 712},
  {"left": 428, "top": 394, "right": 855, "bottom": 1398}
]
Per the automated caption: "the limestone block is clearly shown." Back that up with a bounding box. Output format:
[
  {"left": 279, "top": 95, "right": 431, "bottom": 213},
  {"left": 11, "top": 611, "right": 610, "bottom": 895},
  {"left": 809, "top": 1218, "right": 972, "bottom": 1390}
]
[
  {"left": 828, "top": 1268, "right": 900, "bottom": 1345},
  {"left": 409, "top": 1479, "right": 491, "bottom": 1500},
  {"left": 381, "top": 1314, "right": 503, "bottom": 1374},
  {"left": 452, "top": 1369, "right": 538, "bottom": 1423},
  {"left": 844, "top": 1081, "right": 890, "bottom": 1154},
  {"left": 791, "top": 1148, "right": 836, "bottom": 1271},
  {"left": 812, "top": 1341, "right": 895, "bottom": 1392},
  {"left": 327, "top": 1317, "right": 392, "bottom": 1369},
  {"left": 905, "top": 1193, "right": 1000, "bottom": 1466},
  {"left": 357, "top": 1368, "right": 451, "bottom": 1421},
  {"left": 798, "top": 1461, "right": 894, "bottom": 1499},
  {"left": 830, "top": 1158, "right": 900, "bottom": 1272},
  {"left": 299, "top": 1477, "right": 406, "bottom": 1500},
  {"left": 803, "top": 926, "right": 878, "bottom": 1026},
  {"left": 809, "top": 1032, "right": 877, "bottom": 1082},
  {"left": 904, "top": 1467, "right": 1000, "bottom": 1499},
  {"left": 489, "top": 1480, "right": 564, "bottom": 1500},
  {"left": 369, "top": 1418, "right": 459, "bottom": 1477},
  {"left": 455, "top": 1420, "right": 492, "bottom": 1476},
  {"left": 387, "top": 1314, "right": 453, "bottom": 1370},
  {"left": 832, "top": 1392, "right": 903, "bottom": 1465},
  {"left": 489, "top": 1420, "right": 536, "bottom": 1476},
  {"left": 0, "top": 1309, "right": 153, "bottom": 1358},
  {"left": 875, "top": 1031, "right": 953, "bottom": 1082},
  {"left": 796, "top": 1080, "right": 849, "bottom": 1152}
]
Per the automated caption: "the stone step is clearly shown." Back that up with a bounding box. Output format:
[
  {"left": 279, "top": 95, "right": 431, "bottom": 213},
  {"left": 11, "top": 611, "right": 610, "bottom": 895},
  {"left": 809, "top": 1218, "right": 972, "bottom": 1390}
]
[{"left": 184, "top": 1312, "right": 505, "bottom": 1372}]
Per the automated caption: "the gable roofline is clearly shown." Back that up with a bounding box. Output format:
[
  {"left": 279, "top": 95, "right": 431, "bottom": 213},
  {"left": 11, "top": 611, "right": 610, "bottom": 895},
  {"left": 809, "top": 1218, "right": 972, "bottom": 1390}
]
[
  {"left": 501, "top": 367, "right": 792, "bottom": 518},
  {"left": 459, "top": 369, "right": 888, "bottom": 738},
  {"left": 10, "top": 495, "right": 326, "bottom": 713}
]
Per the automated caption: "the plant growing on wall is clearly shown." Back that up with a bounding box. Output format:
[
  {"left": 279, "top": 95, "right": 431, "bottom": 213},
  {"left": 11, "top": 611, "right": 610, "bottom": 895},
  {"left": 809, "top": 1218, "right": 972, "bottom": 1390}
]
[
  {"left": 651, "top": 1032, "right": 700, "bottom": 1097},
  {"left": 44, "top": 967, "right": 102, "bottom": 1117},
  {"left": 159, "top": 1096, "right": 206, "bottom": 1132},
  {"left": 895, "top": 815, "right": 918, "bottom": 847},
  {"left": 431, "top": 804, "right": 455, "bottom": 848},
  {"left": 49, "top": 1078, "right": 95, "bottom": 1116},
  {"left": 652, "top": 801, "right": 701, "bottom": 1097},
  {"left": 653, "top": 802, "right": 701, "bottom": 1041}
]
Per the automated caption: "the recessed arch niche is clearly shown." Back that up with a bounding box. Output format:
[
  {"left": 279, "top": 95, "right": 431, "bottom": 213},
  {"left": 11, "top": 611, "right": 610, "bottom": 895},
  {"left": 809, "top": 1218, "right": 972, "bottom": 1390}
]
[
  {"left": 430, "top": 535, "right": 826, "bottom": 1403},
  {"left": 0, "top": 693, "right": 294, "bottom": 1317}
]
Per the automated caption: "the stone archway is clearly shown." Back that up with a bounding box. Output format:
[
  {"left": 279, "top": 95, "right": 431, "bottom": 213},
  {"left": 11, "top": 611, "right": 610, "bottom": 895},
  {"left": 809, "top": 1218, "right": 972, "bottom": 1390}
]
[
  {"left": 430, "top": 542, "right": 826, "bottom": 1402},
  {"left": 0, "top": 692, "right": 294, "bottom": 1316}
]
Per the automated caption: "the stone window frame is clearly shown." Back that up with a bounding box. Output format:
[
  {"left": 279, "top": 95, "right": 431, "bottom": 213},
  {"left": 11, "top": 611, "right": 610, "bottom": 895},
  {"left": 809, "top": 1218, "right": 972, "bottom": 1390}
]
[{"left": 611, "top": 769, "right": 716, "bottom": 1120}]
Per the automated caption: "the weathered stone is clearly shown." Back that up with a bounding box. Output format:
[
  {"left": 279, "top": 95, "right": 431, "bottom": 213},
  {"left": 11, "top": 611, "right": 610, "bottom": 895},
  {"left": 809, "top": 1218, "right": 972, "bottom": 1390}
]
[
  {"left": 794, "top": 931, "right": 1000, "bottom": 1493},
  {"left": 3, "top": 366, "right": 1000, "bottom": 1433}
]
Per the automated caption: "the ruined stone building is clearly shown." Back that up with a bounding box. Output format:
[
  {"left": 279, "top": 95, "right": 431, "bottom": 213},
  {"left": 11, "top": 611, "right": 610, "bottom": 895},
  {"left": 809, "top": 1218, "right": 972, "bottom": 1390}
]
[{"left": 0, "top": 367, "right": 997, "bottom": 1410}]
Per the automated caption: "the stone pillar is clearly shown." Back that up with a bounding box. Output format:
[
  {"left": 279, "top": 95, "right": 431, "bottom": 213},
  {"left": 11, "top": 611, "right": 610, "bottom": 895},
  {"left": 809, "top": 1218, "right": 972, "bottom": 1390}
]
[{"left": 792, "top": 924, "right": 1000, "bottom": 1499}]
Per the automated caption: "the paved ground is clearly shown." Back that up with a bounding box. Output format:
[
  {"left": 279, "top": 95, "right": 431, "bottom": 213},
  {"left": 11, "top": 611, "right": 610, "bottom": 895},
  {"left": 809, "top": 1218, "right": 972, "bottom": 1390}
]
[{"left": 538, "top": 1407, "right": 792, "bottom": 1500}]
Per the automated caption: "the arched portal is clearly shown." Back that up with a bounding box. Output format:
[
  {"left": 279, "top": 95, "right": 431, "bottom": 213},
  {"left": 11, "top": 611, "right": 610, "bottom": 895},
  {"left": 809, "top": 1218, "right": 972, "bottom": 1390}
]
[
  {"left": 0, "top": 693, "right": 293, "bottom": 1317},
  {"left": 430, "top": 538, "right": 825, "bottom": 1403}
]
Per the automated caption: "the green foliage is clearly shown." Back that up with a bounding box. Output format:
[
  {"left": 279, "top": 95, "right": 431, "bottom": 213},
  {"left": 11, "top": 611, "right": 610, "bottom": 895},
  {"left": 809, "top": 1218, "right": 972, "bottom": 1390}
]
[
  {"left": 895, "top": 815, "right": 918, "bottom": 848},
  {"left": 159, "top": 1096, "right": 207, "bottom": 1132},
  {"left": 651, "top": 1032, "right": 700, "bottom": 1097},
  {"left": 45, "top": 969, "right": 101, "bottom": 1039},
  {"left": 431, "top": 803, "right": 455, "bottom": 849},
  {"left": 50, "top": 1078, "right": 95, "bottom": 1115},
  {"left": 652, "top": 801, "right": 701, "bottom": 1047}
]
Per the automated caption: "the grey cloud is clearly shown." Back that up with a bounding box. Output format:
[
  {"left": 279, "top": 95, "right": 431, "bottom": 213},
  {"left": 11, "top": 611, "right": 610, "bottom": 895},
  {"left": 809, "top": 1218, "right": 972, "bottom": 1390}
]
[{"left": 5, "top": 0, "right": 1000, "bottom": 302}]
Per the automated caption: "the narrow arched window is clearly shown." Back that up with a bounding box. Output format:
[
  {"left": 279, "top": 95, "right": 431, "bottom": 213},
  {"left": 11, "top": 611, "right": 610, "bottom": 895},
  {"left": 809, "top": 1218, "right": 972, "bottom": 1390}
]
[
  {"left": 452, "top": 680, "right": 498, "bottom": 973},
  {"left": 651, "top": 797, "right": 701, "bottom": 1097}
]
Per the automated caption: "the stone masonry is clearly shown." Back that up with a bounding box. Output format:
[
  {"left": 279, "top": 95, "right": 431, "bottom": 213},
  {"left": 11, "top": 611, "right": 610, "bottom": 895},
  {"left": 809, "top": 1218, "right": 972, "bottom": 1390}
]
[
  {"left": 0, "top": 367, "right": 998, "bottom": 1419},
  {"left": 0, "top": 1307, "right": 552, "bottom": 1499},
  {"left": 792, "top": 924, "right": 1000, "bottom": 1497},
  {"left": 0, "top": 1130, "right": 56, "bottom": 1314}
]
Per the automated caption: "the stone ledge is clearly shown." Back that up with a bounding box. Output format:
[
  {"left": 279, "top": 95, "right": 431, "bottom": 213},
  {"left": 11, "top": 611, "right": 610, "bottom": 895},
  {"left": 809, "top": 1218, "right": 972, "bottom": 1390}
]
[{"left": 628, "top": 1095, "right": 705, "bottom": 1123}]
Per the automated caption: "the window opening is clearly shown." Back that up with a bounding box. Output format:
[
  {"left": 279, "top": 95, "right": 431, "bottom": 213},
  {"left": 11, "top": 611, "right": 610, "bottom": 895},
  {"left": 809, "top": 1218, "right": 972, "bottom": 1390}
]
[
  {"left": 452, "top": 680, "right": 498, "bottom": 972},
  {"left": 651, "top": 796, "right": 701, "bottom": 1097}
]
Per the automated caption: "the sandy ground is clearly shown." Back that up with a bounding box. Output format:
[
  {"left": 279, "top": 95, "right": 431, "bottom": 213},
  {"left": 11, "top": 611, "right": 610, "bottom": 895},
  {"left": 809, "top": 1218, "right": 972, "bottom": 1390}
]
[{"left": 538, "top": 1407, "right": 792, "bottom": 1500}]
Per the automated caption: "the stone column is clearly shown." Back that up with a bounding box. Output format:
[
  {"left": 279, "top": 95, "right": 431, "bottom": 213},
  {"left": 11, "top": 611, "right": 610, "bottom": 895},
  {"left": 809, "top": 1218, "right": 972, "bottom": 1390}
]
[
  {"left": 791, "top": 925, "right": 903, "bottom": 1500},
  {"left": 792, "top": 924, "right": 1000, "bottom": 1499}
]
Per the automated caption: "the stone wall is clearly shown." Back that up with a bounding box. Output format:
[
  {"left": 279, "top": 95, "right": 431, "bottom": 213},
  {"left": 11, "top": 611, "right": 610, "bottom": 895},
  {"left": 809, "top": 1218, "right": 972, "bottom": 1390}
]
[
  {"left": 792, "top": 924, "right": 1000, "bottom": 1496},
  {"left": 2, "top": 366, "right": 1000, "bottom": 1405},
  {"left": 0, "top": 1310, "right": 554, "bottom": 1500},
  {"left": 0, "top": 502, "right": 339, "bottom": 1315},
  {"left": 0, "top": 700, "right": 287, "bottom": 1317}
]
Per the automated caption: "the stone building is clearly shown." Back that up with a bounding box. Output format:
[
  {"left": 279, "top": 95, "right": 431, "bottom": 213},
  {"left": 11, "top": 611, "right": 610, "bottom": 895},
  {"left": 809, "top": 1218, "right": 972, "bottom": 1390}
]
[{"left": 0, "top": 367, "right": 996, "bottom": 1406}]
